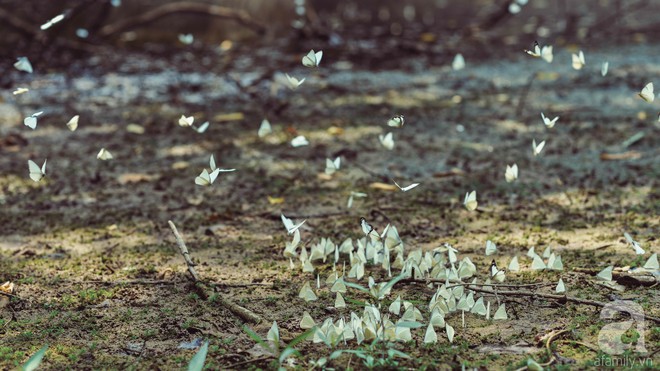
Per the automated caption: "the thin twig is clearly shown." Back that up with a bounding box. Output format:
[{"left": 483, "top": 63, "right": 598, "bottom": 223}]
[
  {"left": 538, "top": 329, "right": 570, "bottom": 367},
  {"left": 168, "top": 220, "right": 262, "bottom": 324},
  {"left": 168, "top": 220, "right": 200, "bottom": 282}
]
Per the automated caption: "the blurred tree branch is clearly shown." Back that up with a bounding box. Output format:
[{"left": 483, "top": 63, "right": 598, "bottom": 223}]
[{"left": 97, "top": 1, "right": 266, "bottom": 38}]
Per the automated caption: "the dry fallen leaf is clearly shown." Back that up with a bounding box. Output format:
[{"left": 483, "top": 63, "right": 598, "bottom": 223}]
[
  {"left": 0, "top": 281, "right": 14, "bottom": 294},
  {"left": 0, "top": 281, "right": 15, "bottom": 308},
  {"left": 599, "top": 151, "right": 641, "bottom": 161},
  {"left": 117, "top": 173, "right": 159, "bottom": 185},
  {"left": 369, "top": 182, "right": 398, "bottom": 191},
  {"left": 213, "top": 112, "right": 244, "bottom": 122},
  {"left": 267, "top": 196, "right": 285, "bottom": 205},
  {"left": 327, "top": 126, "right": 344, "bottom": 135}
]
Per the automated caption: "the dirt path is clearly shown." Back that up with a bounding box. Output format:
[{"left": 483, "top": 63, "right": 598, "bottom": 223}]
[{"left": 0, "top": 43, "right": 658, "bottom": 369}]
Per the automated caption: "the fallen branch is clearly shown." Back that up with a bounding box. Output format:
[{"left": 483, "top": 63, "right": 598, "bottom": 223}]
[
  {"left": 98, "top": 2, "right": 266, "bottom": 38},
  {"left": 168, "top": 220, "right": 200, "bottom": 281},
  {"left": 168, "top": 220, "right": 262, "bottom": 324}
]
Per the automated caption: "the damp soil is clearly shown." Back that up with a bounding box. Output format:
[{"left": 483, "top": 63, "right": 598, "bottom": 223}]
[{"left": 0, "top": 41, "right": 658, "bottom": 369}]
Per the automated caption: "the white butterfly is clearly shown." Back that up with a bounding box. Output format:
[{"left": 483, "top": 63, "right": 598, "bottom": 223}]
[
  {"left": 97, "top": 148, "right": 113, "bottom": 160},
  {"left": 571, "top": 50, "right": 585, "bottom": 70},
  {"left": 28, "top": 159, "right": 47, "bottom": 182},
  {"left": 258, "top": 119, "right": 272, "bottom": 138},
  {"left": 195, "top": 154, "right": 234, "bottom": 186},
  {"left": 347, "top": 191, "right": 367, "bottom": 208},
  {"left": 623, "top": 232, "right": 645, "bottom": 255},
  {"left": 193, "top": 121, "right": 209, "bottom": 134},
  {"left": 14, "top": 57, "right": 33, "bottom": 73},
  {"left": 40, "top": 13, "right": 66, "bottom": 30},
  {"left": 291, "top": 135, "right": 309, "bottom": 147},
  {"left": 379, "top": 132, "right": 394, "bottom": 150},
  {"left": 285, "top": 73, "right": 305, "bottom": 90},
  {"left": 471, "top": 297, "right": 487, "bottom": 315},
  {"left": 24, "top": 111, "right": 43, "bottom": 130},
  {"left": 281, "top": 214, "right": 306, "bottom": 235},
  {"left": 531, "top": 254, "right": 547, "bottom": 270},
  {"left": 66, "top": 115, "right": 79, "bottom": 131},
  {"left": 601, "top": 61, "right": 609, "bottom": 77},
  {"left": 360, "top": 217, "right": 380, "bottom": 241},
  {"left": 638, "top": 82, "right": 654, "bottom": 103},
  {"left": 298, "top": 282, "right": 317, "bottom": 302},
  {"left": 524, "top": 42, "right": 553, "bottom": 63},
  {"left": 393, "top": 180, "right": 419, "bottom": 192},
  {"left": 493, "top": 303, "right": 507, "bottom": 320},
  {"left": 387, "top": 115, "right": 405, "bottom": 128},
  {"left": 508, "top": 2, "right": 522, "bottom": 14},
  {"left": 76, "top": 28, "right": 89, "bottom": 38},
  {"left": 267, "top": 321, "right": 280, "bottom": 344},
  {"left": 508, "top": 256, "right": 520, "bottom": 272},
  {"left": 643, "top": 253, "right": 658, "bottom": 270},
  {"left": 555, "top": 278, "right": 566, "bottom": 293},
  {"left": 547, "top": 253, "right": 563, "bottom": 270},
  {"left": 596, "top": 266, "right": 613, "bottom": 281},
  {"left": 505, "top": 164, "right": 518, "bottom": 183},
  {"left": 446, "top": 323, "right": 455, "bottom": 343},
  {"left": 302, "top": 49, "right": 323, "bottom": 68},
  {"left": 489, "top": 260, "right": 505, "bottom": 282},
  {"left": 485, "top": 240, "right": 497, "bottom": 256},
  {"left": 532, "top": 139, "right": 546, "bottom": 156},
  {"left": 541, "top": 112, "right": 558, "bottom": 128},
  {"left": 325, "top": 157, "right": 341, "bottom": 175},
  {"left": 178, "top": 34, "right": 194, "bottom": 45},
  {"left": 300, "top": 311, "right": 316, "bottom": 329},
  {"left": 423, "top": 323, "right": 437, "bottom": 344},
  {"left": 12, "top": 87, "right": 29, "bottom": 95},
  {"left": 178, "top": 115, "right": 193, "bottom": 127},
  {"left": 194, "top": 169, "right": 219, "bottom": 186},
  {"left": 452, "top": 53, "right": 465, "bottom": 71},
  {"left": 527, "top": 246, "right": 536, "bottom": 258},
  {"left": 463, "top": 190, "right": 477, "bottom": 211},
  {"left": 542, "top": 246, "right": 551, "bottom": 258}
]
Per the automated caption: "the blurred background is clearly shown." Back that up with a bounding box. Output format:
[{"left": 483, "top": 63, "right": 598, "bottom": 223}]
[{"left": 2, "top": 0, "right": 660, "bottom": 71}]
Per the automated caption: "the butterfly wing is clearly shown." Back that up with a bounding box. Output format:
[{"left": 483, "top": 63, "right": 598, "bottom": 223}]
[
  {"left": 28, "top": 160, "right": 43, "bottom": 182},
  {"left": 24, "top": 116, "right": 37, "bottom": 129},
  {"left": 195, "top": 169, "right": 211, "bottom": 186},
  {"left": 208, "top": 168, "right": 220, "bottom": 184},
  {"left": 314, "top": 50, "right": 323, "bottom": 66},
  {"left": 258, "top": 119, "right": 272, "bottom": 137},
  {"left": 639, "top": 83, "right": 654, "bottom": 102},
  {"left": 67, "top": 115, "right": 79, "bottom": 131},
  {"left": 209, "top": 155, "right": 216, "bottom": 171},
  {"left": 196, "top": 121, "right": 209, "bottom": 133},
  {"left": 302, "top": 50, "right": 316, "bottom": 67}
]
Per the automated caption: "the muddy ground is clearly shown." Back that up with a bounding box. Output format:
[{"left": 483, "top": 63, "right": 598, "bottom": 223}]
[{"left": 0, "top": 38, "right": 658, "bottom": 370}]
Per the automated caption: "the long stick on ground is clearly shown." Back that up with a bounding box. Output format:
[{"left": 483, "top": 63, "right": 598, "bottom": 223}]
[
  {"left": 168, "top": 221, "right": 200, "bottom": 281},
  {"left": 168, "top": 220, "right": 262, "bottom": 324}
]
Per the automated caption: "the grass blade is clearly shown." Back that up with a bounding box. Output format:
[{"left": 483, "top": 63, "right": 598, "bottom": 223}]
[
  {"left": 23, "top": 344, "right": 48, "bottom": 371},
  {"left": 187, "top": 341, "right": 209, "bottom": 371}
]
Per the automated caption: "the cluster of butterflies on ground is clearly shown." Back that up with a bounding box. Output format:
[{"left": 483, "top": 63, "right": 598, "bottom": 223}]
[
  {"left": 266, "top": 43, "right": 658, "bottom": 347},
  {"left": 279, "top": 211, "right": 659, "bottom": 347},
  {"left": 10, "top": 12, "right": 659, "bottom": 352}
]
